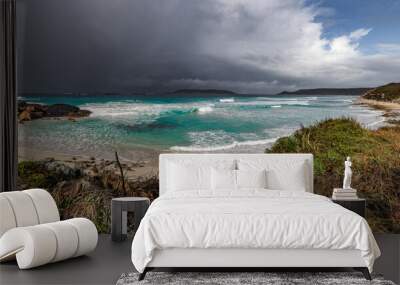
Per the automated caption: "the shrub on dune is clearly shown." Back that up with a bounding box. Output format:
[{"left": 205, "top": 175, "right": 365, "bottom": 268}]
[{"left": 267, "top": 118, "right": 400, "bottom": 233}]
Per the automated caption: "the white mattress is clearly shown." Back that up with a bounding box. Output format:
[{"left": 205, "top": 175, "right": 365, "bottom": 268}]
[{"left": 131, "top": 190, "right": 380, "bottom": 273}]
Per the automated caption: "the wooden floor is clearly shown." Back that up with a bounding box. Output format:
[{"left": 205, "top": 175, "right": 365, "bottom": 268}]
[{"left": 0, "top": 234, "right": 398, "bottom": 285}]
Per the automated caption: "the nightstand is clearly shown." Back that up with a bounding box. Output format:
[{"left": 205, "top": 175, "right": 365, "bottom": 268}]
[
  {"left": 331, "top": 198, "right": 366, "bottom": 217},
  {"left": 111, "top": 197, "right": 150, "bottom": 242}
]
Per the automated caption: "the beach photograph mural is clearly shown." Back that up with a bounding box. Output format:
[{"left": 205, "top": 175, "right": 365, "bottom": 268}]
[{"left": 16, "top": 0, "right": 400, "bottom": 233}]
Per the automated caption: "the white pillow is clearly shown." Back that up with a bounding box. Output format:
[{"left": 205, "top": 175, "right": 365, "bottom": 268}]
[
  {"left": 238, "top": 159, "right": 307, "bottom": 191},
  {"left": 211, "top": 168, "right": 236, "bottom": 191},
  {"left": 166, "top": 159, "right": 236, "bottom": 192},
  {"left": 266, "top": 167, "right": 307, "bottom": 191},
  {"left": 167, "top": 162, "right": 211, "bottom": 191},
  {"left": 236, "top": 169, "right": 267, "bottom": 189}
]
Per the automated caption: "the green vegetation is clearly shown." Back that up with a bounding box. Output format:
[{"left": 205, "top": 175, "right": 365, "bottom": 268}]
[
  {"left": 17, "top": 160, "right": 158, "bottom": 233},
  {"left": 267, "top": 118, "right": 400, "bottom": 233},
  {"left": 18, "top": 160, "right": 79, "bottom": 189},
  {"left": 278, "top": 88, "right": 370, "bottom": 96},
  {"left": 362, "top": 82, "right": 400, "bottom": 102}
]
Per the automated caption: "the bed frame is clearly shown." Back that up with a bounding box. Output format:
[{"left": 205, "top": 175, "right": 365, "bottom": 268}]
[
  {"left": 139, "top": 154, "right": 372, "bottom": 280},
  {"left": 140, "top": 248, "right": 370, "bottom": 280}
]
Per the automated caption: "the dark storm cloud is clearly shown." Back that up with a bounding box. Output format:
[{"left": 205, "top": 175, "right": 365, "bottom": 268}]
[
  {"left": 16, "top": 0, "right": 400, "bottom": 94},
  {"left": 16, "top": 0, "right": 298, "bottom": 94}
]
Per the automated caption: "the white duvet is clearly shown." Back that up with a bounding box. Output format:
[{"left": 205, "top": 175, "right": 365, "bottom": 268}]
[{"left": 131, "top": 190, "right": 380, "bottom": 273}]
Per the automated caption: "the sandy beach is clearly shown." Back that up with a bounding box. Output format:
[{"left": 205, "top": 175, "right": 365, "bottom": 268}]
[
  {"left": 357, "top": 98, "right": 400, "bottom": 127},
  {"left": 357, "top": 98, "right": 400, "bottom": 111},
  {"left": 18, "top": 144, "right": 160, "bottom": 180}
]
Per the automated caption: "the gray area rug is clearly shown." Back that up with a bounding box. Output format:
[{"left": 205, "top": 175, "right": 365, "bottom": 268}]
[{"left": 117, "top": 272, "right": 395, "bottom": 285}]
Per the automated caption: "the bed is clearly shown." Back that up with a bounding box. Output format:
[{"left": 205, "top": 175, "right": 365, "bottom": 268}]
[{"left": 131, "top": 154, "right": 380, "bottom": 280}]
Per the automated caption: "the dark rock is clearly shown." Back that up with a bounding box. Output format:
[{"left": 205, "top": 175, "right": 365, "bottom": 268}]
[
  {"left": 44, "top": 160, "right": 80, "bottom": 178},
  {"left": 18, "top": 100, "right": 28, "bottom": 112},
  {"left": 17, "top": 101, "right": 91, "bottom": 121},
  {"left": 30, "top": 111, "right": 45, "bottom": 119},
  {"left": 46, "top": 104, "right": 80, "bottom": 117},
  {"left": 76, "top": 110, "right": 92, "bottom": 117}
]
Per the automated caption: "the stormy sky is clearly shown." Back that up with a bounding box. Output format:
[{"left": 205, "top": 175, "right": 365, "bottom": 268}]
[{"left": 17, "top": 0, "right": 400, "bottom": 94}]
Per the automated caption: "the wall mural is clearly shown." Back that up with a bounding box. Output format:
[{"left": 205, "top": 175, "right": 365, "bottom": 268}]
[{"left": 17, "top": 0, "right": 400, "bottom": 233}]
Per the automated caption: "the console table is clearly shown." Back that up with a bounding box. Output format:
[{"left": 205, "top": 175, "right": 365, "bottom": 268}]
[{"left": 111, "top": 197, "right": 150, "bottom": 242}]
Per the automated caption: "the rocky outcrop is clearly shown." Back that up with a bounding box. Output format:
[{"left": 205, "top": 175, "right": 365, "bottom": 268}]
[
  {"left": 45, "top": 104, "right": 91, "bottom": 117},
  {"left": 18, "top": 101, "right": 91, "bottom": 123}
]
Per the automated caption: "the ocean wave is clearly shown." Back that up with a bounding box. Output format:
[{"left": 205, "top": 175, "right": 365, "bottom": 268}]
[
  {"left": 83, "top": 99, "right": 315, "bottom": 121},
  {"left": 219, "top": 98, "right": 235, "bottom": 103},
  {"left": 162, "top": 108, "right": 197, "bottom": 116},
  {"left": 170, "top": 137, "right": 278, "bottom": 152},
  {"left": 83, "top": 102, "right": 158, "bottom": 117},
  {"left": 162, "top": 105, "right": 215, "bottom": 115},
  {"left": 232, "top": 100, "right": 310, "bottom": 107},
  {"left": 196, "top": 106, "right": 214, "bottom": 113},
  {"left": 366, "top": 118, "right": 387, "bottom": 127},
  {"left": 83, "top": 101, "right": 216, "bottom": 119}
]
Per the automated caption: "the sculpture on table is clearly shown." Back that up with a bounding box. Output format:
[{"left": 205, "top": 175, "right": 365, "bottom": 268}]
[{"left": 343, "top": 156, "right": 353, "bottom": 189}]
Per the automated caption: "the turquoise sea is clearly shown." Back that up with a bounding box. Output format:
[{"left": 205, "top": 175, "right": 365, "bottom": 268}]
[{"left": 18, "top": 94, "right": 384, "bottom": 160}]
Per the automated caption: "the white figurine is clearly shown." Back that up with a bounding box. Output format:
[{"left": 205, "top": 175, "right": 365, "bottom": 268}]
[{"left": 343, "top": 156, "right": 352, "bottom": 189}]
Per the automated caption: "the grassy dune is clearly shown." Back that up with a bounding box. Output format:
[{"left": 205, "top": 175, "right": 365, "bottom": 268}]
[
  {"left": 267, "top": 118, "right": 400, "bottom": 233},
  {"left": 362, "top": 82, "right": 400, "bottom": 102}
]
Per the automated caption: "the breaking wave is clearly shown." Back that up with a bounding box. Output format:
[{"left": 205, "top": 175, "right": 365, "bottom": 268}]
[
  {"left": 170, "top": 137, "right": 278, "bottom": 152},
  {"left": 219, "top": 98, "right": 235, "bottom": 103}
]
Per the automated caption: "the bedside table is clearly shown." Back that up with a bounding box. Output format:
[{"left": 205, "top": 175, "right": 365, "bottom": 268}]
[
  {"left": 331, "top": 198, "right": 366, "bottom": 217},
  {"left": 111, "top": 197, "right": 150, "bottom": 242}
]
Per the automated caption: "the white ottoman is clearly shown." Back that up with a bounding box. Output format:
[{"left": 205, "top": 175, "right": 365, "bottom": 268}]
[{"left": 0, "top": 189, "right": 98, "bottom": 269}]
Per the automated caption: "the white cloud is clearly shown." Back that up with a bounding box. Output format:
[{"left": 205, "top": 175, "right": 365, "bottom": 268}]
[
  {"left": 376, "top": 43, "right": 400, "bottom": 54},
  {"left": 349, "top": 28, "right": 371, "bottom": 40},
  {"left": 188, "top": 0, "right": 400, "bottom": 92}
]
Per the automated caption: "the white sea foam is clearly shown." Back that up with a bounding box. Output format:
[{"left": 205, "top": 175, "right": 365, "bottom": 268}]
[
  {"left": 83, "top": 102, "right": 160, "bottom": 117},
  {"left": 196, "top": 106, "right": 214, "bottom": 113},
  {"left": 83, "top": 101, "right": 216, "bottom": 120},
  {"left": 219, "top": 98, "right": 235, "bottom": 103},
  {"left": 170, "top": 137, "right": 278, "bottom": 152},
  {"left": 366, "top": 118, "right": 387, "bottom": 128},
  {"left": 271, "top": 105, "right": 282, "bottom": 108},
  {"left": 230, "top": 100, "right": 310, "bottom": 106}
]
